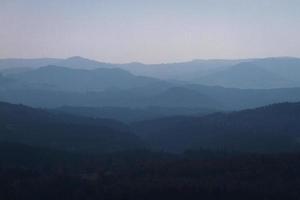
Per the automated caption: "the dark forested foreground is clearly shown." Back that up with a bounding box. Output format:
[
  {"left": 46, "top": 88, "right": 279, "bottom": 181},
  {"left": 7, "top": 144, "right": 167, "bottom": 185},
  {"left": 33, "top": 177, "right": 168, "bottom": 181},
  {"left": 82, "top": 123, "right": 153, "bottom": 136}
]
[
  {"left": 2, "top": 101, "right": 300, "bottom": 199},
  {"left": 1, "top": 144, "right": 300, "bottom": 200}
]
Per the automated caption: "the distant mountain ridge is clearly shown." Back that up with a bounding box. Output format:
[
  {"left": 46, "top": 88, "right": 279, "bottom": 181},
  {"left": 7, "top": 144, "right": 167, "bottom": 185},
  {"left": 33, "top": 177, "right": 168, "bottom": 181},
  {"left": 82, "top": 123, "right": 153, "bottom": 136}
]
[
  {"left": 4, "top": 65, "right": 169, "bottom": 92},
  {"left": 0, "top": 56, "right": 110, "bottom": 70},
  {"left": 1, "top": 56, "right": 300, "bottom": 112},
  {"left": 1, "top": 56, "right": 300, "bottom": 89},
  {"left": 198, "top": 62, "right": 295, "bottom": 89},
  {"left": 197, "top": 58, "right": 300, "bottom": 89},
  {"left": 2, "top": 80, "right": 300, "bottom": 111}
]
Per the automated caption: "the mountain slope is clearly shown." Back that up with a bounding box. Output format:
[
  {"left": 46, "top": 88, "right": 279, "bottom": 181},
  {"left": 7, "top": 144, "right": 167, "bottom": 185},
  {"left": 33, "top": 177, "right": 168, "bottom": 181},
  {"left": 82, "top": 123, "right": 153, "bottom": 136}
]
[
  {"left": 0, "top": 57, "right": 110, "bottom": 70},
  {"left": 198, "top": 62, "right": 294, "bottom": 89},
  {"left": 0, "top": 58, "right": 61, "bottom": 70},
  {"left": 0, "top": 57, "right": 238, "bottom": 78},
  {"left": 7, "top": 65, "right": 169, "bottom": 92},
  {"left": 251, "top": 57, "right": 300, "bottom": 83},
  {"left": 54, "top": 56, "right": 115, "bottom": 69},
  {"left": 2, "top": 57, "right": 300, "bottom": 89},
  {"left": 0, "top": 74, "right": 10, "bottom": 84},
  {"left": 55, "top": 106, "right": 215, "bottom": 123},
  {"left": 149, "top": 87, "right": 220, "bottom": 108},
  {"left": 133, "top": 102, "right": 300, "bottom": 153},
  {"left": 186, "top": 84, "right": 300, "bottom": 110},
  {"left": 2, "top": 83, "right": 300, "bottom": 110},
  {"left": 120, "top": 59, "right": 240, "bottom": 80},
  {"left": 0, "top": 102, "right": 142, "bottom": 153}
]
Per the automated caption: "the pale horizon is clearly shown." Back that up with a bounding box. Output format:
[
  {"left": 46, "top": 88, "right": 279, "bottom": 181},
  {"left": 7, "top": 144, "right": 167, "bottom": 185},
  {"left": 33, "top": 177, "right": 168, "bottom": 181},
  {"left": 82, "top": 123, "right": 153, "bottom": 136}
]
[
  {"left": 1, "top": 0, "right": 300, "bottom": 64},
  {"left": 1, "top": 55, "right": 300, "bottom": 65}
]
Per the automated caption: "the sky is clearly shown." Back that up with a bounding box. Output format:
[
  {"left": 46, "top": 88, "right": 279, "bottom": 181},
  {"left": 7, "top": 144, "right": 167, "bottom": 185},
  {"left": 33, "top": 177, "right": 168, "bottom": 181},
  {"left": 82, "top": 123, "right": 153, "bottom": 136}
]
[{"left": 0, "top": 0, "right": 300, "bottom": 64}]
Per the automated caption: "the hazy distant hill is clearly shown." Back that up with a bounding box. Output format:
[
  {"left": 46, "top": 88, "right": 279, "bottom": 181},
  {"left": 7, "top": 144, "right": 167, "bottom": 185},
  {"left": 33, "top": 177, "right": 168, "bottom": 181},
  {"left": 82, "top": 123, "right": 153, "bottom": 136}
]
[
  {"left": 2, "top": 84, "right": 300, "bottom": 111},
  {"left": 148, "top": 87, "right": 219, "bottom": 108},
  {"left": 133, "top": 102, "right": 300, "bottom": 153},
  {"left": 6, "top": 65, "right": 169, "bottom": 92},
  {"left": 0, "top": 56, "right": 237, "bottom": 74},
  {"left": 120, "top": 59, "right": 242, "bottom": 80},
  {"left": 198, "top": 62, "right": 294, "bottom": 89},
  {"left": 2, "top": 56, "right": 300, "bottom": 89},
  {"left": 195, "top": 58, "right": 300, "bottom": 89},
  {"left": 0, "top": 74, "right": 10, "bottom": 84},
  {"left": 123, "top": 57, "right": 300, "bottom": 88},
  {"left": 0, "top": 57, "right": 108, "bottom": 70},
  {"left": 251, "top": 57, "right": 300, "bottom": 82},
  {"left": 0, "top": 58, "right": 61, "bottom": 69},
  {"left": 1, "top": 56, "right": 300, "bottom": 111},
  {"left": 185, "top": 84, "right": 300, "bottom": 110},
  {"left": 54, "top": 56, "right": 115, "bottom": 69}
]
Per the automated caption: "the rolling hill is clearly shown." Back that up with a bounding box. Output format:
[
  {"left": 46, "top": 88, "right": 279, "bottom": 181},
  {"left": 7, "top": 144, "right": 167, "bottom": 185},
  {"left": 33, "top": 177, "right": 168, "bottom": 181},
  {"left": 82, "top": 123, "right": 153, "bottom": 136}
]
[
  {"left": 5, "top": 65, "right": 169, "bottom": 92},
  {"left": 0, "top": 57, "right": 110, "bottom": 70},
  {"left": 198, "top": 62, "right": 294, "bottom": 89},
  {"left": 55, "top": 105, "right": 215, "bottom": 123},
  {"left": 0, "top": 102, "right": 142, "bottom": 153},
  {"left": 2, "top": 56, "right": 300, "bottom": 89},
  {"left": 133, "top": 102, "right": 300, "bottom": 153}
]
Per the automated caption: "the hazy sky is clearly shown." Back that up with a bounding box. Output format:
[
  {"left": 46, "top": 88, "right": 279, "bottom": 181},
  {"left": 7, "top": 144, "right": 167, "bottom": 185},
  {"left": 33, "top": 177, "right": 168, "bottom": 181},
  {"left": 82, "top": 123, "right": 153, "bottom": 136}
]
[{"left": 0, "top": 0, "right": 300, "bottom": 63}]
